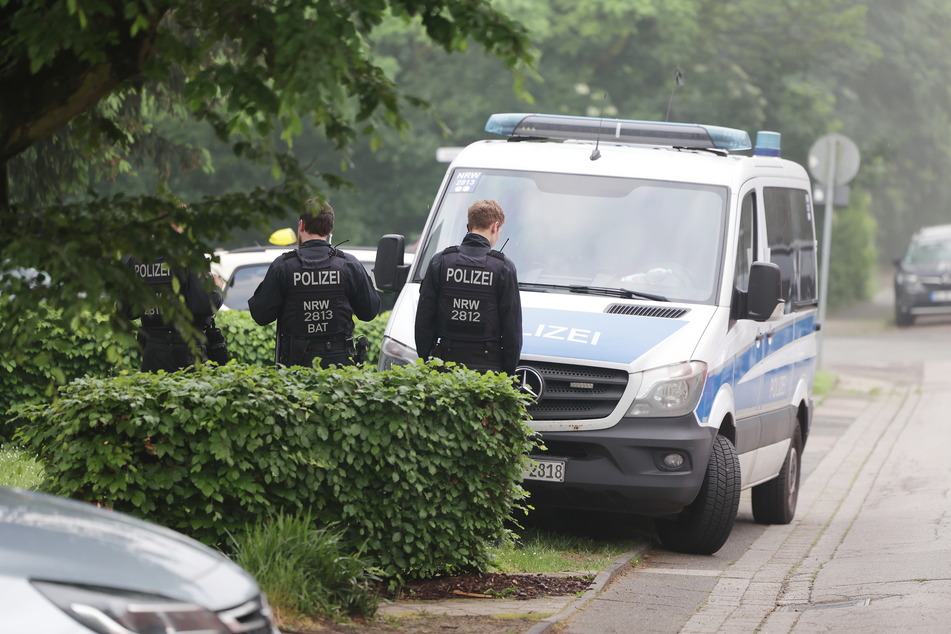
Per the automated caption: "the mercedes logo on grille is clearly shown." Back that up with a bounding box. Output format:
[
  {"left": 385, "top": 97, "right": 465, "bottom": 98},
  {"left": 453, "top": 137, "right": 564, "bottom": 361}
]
[{"left": 515, "top": 366, "right": 545, "bottom": 400}]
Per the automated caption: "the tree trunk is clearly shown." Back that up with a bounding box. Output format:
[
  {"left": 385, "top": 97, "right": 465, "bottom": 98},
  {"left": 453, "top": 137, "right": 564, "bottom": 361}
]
[{"left": 1, "top": 159, "right": 9, "bottom": 251}]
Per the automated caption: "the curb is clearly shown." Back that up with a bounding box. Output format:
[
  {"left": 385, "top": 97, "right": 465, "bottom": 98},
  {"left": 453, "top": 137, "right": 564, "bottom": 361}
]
[{"left": 524, "top": 545, "right": 648, "bottom": 634}]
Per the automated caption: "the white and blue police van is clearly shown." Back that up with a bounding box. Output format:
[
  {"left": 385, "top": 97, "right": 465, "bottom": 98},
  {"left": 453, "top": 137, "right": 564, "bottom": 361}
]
[{"left": 374, "top": 113, "right": 818, "bottom": 554}]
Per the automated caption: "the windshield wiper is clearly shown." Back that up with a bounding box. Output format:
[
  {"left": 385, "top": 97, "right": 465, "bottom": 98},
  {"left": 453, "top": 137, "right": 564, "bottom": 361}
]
[
  {"left": 518, "top": 282, "right": 667, "bottom": 302},
  {"left": 569, "top": 285, "right": 668, "bottom": 302}
]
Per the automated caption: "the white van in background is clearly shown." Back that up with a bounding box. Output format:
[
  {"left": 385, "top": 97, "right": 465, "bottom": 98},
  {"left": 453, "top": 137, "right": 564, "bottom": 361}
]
[{"left": 374, "top": 113, "right": 819, "bottom": 554}]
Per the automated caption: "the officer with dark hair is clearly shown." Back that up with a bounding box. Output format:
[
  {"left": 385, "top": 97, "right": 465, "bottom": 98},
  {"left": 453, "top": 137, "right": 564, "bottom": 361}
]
[
  {"left": 124, "top": 250, "right": 223, "bottom": 373},
  {"left": 415, "top": 199, "right": 522, "bottom": 374},
  {"left": 248, "top": 199, "right": 380, "bottom": 368}
]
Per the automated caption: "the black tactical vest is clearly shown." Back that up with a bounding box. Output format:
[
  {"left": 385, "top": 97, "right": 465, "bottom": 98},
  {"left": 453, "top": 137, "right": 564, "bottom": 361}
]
[
  {"left": 133, "top": 257, "right": 175, "bottom": 329},
  {"left": 280, "top": 248, "right": 353, "bottom": 341},
  {"left": 435, "top": 246, "right": 505, "bottom": 343}
]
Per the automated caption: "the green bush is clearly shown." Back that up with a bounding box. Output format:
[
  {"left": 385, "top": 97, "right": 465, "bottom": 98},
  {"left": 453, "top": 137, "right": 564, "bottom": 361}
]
[
  {"left": 13, "top": 361, "right": 534, "bottom": 578},
  {"left": 0, "top": 445, "right": 47, "bottom": 490},
  {"left": 214, "top": 310, "right": 278, "bottom": 366},
  {"left": 821, "top": 189, "right": 879, "bottom": 312},
  {"left": 0, "top": 303, "right": 137, "bottom": 439}
]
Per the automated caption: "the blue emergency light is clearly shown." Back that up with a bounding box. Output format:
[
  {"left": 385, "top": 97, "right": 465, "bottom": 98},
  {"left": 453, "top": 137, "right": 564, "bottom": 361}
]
[
  {"left": 753, "top": 131, "right": 782, "bottom": 157},
  {"left": 485, "top": 113, "right": 752, "bottom": 152}
]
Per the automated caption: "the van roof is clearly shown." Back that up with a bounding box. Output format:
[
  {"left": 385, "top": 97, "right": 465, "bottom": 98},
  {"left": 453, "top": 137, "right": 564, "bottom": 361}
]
[
  {"left": 448, "top": 138, "right": 809, "bottom": 188},
  {"left": 485, "top": 113, "right": 753, "bottom": 152}
]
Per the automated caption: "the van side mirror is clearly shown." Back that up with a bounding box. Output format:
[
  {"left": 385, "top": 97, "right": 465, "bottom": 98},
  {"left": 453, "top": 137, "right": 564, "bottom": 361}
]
[
  {"left": 746, "top": 261, "right": 784, "bottom": 322},
  {"left": 375, "top": 234, "right": 410, "bottom": 293}
]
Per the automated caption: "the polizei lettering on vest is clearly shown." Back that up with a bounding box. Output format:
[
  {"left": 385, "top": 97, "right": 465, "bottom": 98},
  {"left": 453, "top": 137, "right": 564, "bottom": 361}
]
[
  {"left": 294, "top": 270, "right": 341, "bottom": 286},
  {"left": 135, "top": 262, "right": 170, "bottom": 278},
  {"left": 446, "top": 267, "right": 494, "bottom": 286}
]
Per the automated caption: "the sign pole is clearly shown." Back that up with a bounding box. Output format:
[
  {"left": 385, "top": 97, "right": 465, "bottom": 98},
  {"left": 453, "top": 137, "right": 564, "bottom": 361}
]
[{"left": 816, "top": 138, "right": 837, "bottom": 368}]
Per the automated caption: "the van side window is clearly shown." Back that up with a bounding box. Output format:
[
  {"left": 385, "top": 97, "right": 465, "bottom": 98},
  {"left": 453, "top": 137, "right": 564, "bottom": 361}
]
[
  {"left": 764, "top": 187, "right": 817, "bottom": 311},
  {"left": 733, "top": 192, "right": 756, "bottom": 292}
]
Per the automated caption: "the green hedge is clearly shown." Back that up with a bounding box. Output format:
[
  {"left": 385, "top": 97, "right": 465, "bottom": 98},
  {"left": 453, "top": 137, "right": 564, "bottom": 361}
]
[
  {"left": 0, "top": 304, "right": 137, "bottom": 437},
  {"left": 12, "top": 362, "right": 535, "bottom": 578},
  {"left": 1, "top": 308, "right": 390, "bottom": 440}
]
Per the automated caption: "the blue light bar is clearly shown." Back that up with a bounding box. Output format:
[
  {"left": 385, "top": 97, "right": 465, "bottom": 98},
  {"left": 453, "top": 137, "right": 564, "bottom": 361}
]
[
  {"left": 485, "top": 113, "right": 752, "bottom": 152},
  {"left": 753, "top": 131, "right": 781, "bottom": 157}
]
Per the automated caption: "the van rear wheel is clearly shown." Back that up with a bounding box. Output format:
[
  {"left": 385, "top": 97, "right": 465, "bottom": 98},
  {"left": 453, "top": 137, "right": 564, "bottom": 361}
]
[
  {"left": 752, "top": 425, "right": 802, "bottom": 525},
  {"left": 655, "top": 435, "right": 740, "bottom": 555}
]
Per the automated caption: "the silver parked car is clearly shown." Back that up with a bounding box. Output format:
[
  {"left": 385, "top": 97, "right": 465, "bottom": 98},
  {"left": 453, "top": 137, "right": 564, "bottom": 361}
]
[{"left": 0, "top": 487, "right": 277, "bottom": 634}]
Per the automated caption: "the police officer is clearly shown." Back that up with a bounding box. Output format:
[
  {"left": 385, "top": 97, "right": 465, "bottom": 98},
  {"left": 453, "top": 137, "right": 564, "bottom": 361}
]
[
  {"left": 415, "top": 199, "right": 522, "bottom": 374},
  {"left": 124, "top": 253, "right": 223, "bottom": 373},
  {"left": 248, "top": 199, "right": 380, "bottom": 368}
]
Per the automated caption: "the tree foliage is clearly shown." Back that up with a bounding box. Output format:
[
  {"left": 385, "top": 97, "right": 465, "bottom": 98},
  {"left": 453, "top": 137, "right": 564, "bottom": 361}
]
[
  {"left": 7, "top": 0, "right": 950, "bottom": 364},
  {"left": 0, "top": 0, "right": 533, "bottom": 358}
]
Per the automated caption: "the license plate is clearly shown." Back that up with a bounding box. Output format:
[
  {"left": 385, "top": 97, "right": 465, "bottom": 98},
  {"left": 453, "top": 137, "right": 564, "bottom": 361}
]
[
  {"left": 931, "top": 290, "right": 951, "bottom": 302},
  {"left": 522, "top": 458, "right": 566, "bottom": 482}
]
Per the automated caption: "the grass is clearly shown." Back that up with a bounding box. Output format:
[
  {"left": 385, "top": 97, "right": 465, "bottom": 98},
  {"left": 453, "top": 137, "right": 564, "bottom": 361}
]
[
  {"left": 490, "top": 524, "right": 644, "bottom": 574},
  {"left": 813, "top": 370, "right": 838, "bottom": 398},
  {"left": 229, "top": 511, "right": 379, "bottom": 623},
  {"left": 0, "top": 445, "right": 46, "bottom": 489}
]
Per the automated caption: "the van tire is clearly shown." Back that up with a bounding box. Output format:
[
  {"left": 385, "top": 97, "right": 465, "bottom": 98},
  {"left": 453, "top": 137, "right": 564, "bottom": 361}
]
[
  {"left": 655, "top": 435, "right": 740, "bottom": 555},
  {"left": 751, "top": 424, "right": 802, "bottom": 525}
]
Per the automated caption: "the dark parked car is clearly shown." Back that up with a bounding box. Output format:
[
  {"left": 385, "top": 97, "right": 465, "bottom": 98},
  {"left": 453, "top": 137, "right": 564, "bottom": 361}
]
[
  {"left": 894, "top": 224, "right": 951, "bottom": 326},
  {"left": 0, "top": 487, "right": 277, "bottom": 634}
]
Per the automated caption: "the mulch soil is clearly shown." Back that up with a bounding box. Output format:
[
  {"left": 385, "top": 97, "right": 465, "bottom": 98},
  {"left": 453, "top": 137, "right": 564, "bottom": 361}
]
[
  {"left": 280, "top": 572, "right": 596, "bottom": 633},
  {"left": 382, "top": 571, "right": 594, "bottom": 601}
]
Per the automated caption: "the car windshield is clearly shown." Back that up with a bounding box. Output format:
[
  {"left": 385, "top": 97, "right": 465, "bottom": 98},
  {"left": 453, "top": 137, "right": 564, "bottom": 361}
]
[
  {"left": 224, "top": 264, "right": 269, "bottom": 310},
  {"left": 414, "top": 168, "right": 728, "bottom": 304},
  {"left": 906, "top": 236, "right": 951, "bottom": 265}
]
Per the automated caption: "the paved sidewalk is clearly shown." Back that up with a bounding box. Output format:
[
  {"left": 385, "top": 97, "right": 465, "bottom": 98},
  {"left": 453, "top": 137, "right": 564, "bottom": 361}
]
[{"left": 678, "top": 381, "right": 917, "bottom": 632}]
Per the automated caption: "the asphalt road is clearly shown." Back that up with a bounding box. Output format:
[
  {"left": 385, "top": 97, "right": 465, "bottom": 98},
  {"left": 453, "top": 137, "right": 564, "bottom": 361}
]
[{"left": 554, "top": 276, "right": 951, "bottom": 633}]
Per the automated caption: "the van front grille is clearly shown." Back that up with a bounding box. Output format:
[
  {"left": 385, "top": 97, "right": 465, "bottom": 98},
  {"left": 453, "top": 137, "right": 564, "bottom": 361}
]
[
  {"left": 519, "top": 361, "right": 628, "bottom": 421},
  {"left": 606, "top": 303, "right": 689, "bottom": 318}
]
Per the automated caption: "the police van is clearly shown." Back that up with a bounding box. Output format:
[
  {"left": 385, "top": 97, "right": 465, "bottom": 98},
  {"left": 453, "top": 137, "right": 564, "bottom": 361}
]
[{"left": 374, "top": 113, "right": 818, "bottom": 554}]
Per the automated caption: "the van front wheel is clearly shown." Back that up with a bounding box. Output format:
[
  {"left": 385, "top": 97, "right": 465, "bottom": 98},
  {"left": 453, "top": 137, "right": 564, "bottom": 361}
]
[
  {"left": 751, "top": 425, "right": 802, "bottom": 525},
  {"left": 655, "top": 435, "right": 740, "bottom": 555}
]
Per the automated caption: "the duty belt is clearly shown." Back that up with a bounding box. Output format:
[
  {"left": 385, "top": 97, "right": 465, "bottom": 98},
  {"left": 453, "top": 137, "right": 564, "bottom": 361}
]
[
  {"left": 310, "top": 337, "right": 353, "bottom": 352},
  {"left": 286, "top": 336, "right": 353, "bottom": 353},
  {"left": 437, "top": 338, "right": 500, "bottom": 352}
]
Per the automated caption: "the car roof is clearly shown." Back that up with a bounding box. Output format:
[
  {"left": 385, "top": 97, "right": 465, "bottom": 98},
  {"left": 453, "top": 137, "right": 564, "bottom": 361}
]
[{"left": 913, "top": 224, "right": 951, "bottom": 242}]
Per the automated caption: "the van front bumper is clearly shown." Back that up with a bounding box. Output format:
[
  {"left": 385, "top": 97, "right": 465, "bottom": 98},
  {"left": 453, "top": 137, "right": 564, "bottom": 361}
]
[{"left": 524, "top": 415, "right": 718, "bottom": 518}]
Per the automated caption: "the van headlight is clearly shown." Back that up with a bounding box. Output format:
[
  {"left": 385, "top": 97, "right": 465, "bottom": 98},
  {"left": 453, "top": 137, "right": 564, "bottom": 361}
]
[
  {"left": 32, "top": 581, "right": 249, "bottom": 634},
  {"left": 626, "top": 361, "right": 707, "bottom": 418},
  {"left": 379, "top": 336, "right": 418, "bottom": 371}
]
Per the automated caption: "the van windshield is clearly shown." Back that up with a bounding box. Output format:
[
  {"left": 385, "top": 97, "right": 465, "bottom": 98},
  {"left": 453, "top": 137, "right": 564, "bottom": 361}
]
[{"left": 415, "top": 169, "right": 728, "bottom": 304}]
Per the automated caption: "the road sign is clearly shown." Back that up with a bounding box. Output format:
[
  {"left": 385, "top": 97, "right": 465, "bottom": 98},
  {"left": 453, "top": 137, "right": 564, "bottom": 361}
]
[
  {"left": 808, "top": 133, "right": 860, "bottom": 185},
  {"left": 809, "top": 132, "right": 860, "bottom": 367}
]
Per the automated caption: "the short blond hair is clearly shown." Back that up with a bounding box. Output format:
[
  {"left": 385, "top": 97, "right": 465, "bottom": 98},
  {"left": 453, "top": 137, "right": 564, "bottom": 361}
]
[{"left": 467, "top": 199, "right": 505, "bottom": 230}]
